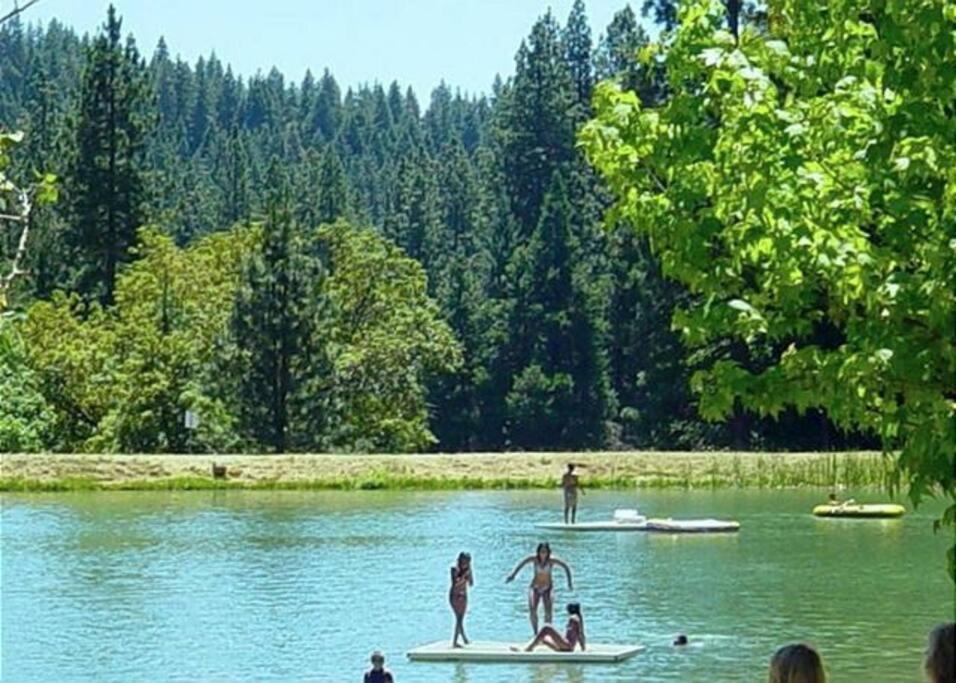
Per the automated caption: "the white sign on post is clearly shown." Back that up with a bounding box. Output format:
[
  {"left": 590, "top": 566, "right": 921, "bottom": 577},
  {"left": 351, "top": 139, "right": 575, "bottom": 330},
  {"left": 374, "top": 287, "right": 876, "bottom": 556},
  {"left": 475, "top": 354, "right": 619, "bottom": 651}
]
[{"left": 184, "top": 410, "right": 199, "bottom": 430}]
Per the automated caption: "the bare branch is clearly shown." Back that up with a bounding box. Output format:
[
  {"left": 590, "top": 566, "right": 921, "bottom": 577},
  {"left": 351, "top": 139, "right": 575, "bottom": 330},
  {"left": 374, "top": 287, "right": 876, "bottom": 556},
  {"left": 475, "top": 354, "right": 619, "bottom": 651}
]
[
  {"left": 0, "top": 0, "right": 42, "bottom": 26},
  {"left": 0, "top": 187, "right": 32, "bottom": 301}
]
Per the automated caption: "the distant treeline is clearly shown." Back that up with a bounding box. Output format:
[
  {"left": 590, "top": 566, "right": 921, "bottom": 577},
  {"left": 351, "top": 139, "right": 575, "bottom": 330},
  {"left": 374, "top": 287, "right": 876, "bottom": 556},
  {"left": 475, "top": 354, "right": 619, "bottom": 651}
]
[{"left": 0, "top": 1, "right": 873, "bottom": 453}]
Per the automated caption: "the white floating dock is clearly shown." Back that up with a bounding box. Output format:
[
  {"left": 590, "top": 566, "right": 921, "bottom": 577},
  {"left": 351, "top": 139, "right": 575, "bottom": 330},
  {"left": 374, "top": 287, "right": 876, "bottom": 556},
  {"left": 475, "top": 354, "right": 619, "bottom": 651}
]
[
  {"left": 535, "top": 518, "right": 739, "bottom": 533},
  {"left": 407, "top": 640, "right": 644, "bottom": 663}
]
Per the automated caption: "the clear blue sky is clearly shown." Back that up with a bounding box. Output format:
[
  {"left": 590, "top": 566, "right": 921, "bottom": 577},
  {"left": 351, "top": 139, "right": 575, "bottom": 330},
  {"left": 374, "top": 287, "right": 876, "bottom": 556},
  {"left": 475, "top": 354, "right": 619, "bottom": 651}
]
[{"left": 25, "top": 0, "right": 650, "bottom": 98}]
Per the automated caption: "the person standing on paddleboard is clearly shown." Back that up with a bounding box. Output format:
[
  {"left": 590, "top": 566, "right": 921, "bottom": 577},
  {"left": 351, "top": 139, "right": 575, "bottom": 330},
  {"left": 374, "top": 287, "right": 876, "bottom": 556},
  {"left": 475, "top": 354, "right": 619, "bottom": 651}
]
[
  {"left": 506, "top": 542, "right": 573, "bottom": 635},
  {"left": 562, "top": 463, "right": 585, "bottom": 524}
]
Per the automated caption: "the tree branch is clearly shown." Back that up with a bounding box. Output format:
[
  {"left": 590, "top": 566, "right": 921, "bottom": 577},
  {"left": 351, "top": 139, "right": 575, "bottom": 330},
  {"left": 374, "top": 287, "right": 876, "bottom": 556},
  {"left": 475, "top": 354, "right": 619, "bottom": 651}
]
[
  {"left": 0, "top": 0, "right": 42, "bottom": 26},
  {"left": 0, "top": 187, "right": 32, "bottom": 299}
]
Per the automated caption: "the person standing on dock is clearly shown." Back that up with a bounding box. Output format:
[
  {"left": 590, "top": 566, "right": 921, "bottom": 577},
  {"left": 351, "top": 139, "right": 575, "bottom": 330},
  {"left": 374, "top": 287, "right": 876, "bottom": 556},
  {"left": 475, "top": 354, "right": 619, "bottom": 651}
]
[
  {"left": 506, "top": 542, "right": 573, "bottom": 635},
  {"left": 562, "top": 463, "right": 585, "bottom": 524},
  {"left": 449, "top": 552, "right": 473, "bottom": 648}
]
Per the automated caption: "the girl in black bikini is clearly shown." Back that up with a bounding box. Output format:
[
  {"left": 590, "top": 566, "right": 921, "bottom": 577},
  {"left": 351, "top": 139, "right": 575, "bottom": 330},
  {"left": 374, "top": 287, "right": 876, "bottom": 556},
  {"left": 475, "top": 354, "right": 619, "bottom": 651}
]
[
  {"left": 505, "top": 542, "right": 573, "bottom": 634},
  {"left": 512, "top": 602, "right": 586, "bottom": 653},
  {"left": 449, "top": 552, "right": 473, "bottom": 648}
]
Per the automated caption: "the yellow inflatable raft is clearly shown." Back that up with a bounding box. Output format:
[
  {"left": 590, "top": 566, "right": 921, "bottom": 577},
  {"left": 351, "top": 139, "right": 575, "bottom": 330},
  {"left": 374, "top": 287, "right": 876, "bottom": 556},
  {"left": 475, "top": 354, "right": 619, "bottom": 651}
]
[{"left": 812, "top": 503, "right": 905, "bottom": 518}]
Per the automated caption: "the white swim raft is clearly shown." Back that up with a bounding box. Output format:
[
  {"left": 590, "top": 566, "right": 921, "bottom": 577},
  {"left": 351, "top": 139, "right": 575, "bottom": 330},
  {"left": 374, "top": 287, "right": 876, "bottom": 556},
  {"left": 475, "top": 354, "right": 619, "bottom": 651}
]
[
  {"left": 407, "top": 640, "right": 644, "bottom": 663},
  {"left": 535, "top": 508, "right": 740, "bottom": 533}
]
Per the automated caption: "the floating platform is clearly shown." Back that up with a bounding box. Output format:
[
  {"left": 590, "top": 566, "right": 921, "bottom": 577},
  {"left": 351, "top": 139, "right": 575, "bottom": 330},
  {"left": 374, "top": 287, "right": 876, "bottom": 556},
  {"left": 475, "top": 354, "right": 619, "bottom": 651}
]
[
  {"left": 407, "top": 640, "right": 644, "bottom": 663},
  {"left": 812, "top": 503, "right": 905, "bottom": 519},
  {"left": 535, "top": 518, "right": 739, "bottom": 533}
]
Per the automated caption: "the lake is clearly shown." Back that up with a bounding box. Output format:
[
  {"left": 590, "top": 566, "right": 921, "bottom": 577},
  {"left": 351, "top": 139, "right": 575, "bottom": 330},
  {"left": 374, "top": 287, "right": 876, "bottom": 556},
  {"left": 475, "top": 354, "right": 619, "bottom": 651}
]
[{"left": 1, "top": 489, "right": 951, "bottom": 682}]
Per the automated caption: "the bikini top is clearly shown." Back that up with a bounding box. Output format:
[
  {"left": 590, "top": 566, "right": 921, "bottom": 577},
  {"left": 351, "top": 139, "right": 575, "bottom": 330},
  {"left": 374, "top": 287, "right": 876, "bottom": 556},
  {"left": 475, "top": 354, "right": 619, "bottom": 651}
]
[{"left": 534, "top": 559, "right": 553, "bottom": 579}]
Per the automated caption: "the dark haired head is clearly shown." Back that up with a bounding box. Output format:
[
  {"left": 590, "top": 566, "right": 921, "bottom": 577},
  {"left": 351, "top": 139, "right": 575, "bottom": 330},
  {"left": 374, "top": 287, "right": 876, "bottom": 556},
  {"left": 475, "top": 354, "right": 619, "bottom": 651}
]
[
  {"left": 924, "top": 623, "right": 955, "bottom": 683},
  {"left": 536, "top": 542, "right": 551, "bottom": 560},
  {"left": 457, "top": 552, "right": 471, "bottom": 566},
  {"left": 674, "top": 634, "right": 688, "bottom": 646},
  {"left": 567, "top": 463, "right": 575, "bottom": 472},
  {"left": 567, "top": 602, "right": 582, "bottom": 616},
  {"left": 769, "top": 643, "right": 825, "bottom": 683}
]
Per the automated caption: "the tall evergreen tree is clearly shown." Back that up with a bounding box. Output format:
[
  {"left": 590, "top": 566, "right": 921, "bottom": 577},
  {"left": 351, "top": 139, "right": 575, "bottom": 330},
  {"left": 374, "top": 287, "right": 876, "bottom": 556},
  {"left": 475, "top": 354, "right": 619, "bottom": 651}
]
[
  {"left": 228, "top": 159, "right": 326, "bottom": 452},
  {"left": 498, "top": 12, "right": 575, "bottom": 232},
  {"left": 594, "top": 6, "right": 658, "bottom": 103},
  {"left": 505, "top": 171, "right": 613, "bottom": 449},
  {"left": 68, "top": 5, "right": 154, "bottom": 305},
  {"left": 310, "top": 69, "right": 341, "bottom": 141},
  {"left": 564, "top": 0, "right": 593, "bottom": 118}
]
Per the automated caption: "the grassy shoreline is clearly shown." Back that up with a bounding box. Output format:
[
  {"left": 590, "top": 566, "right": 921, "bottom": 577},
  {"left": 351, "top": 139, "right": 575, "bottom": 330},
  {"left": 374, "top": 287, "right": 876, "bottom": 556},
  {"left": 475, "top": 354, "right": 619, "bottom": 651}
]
[{"left": 0, "top": 451, "right": 890, "bottom": 492}]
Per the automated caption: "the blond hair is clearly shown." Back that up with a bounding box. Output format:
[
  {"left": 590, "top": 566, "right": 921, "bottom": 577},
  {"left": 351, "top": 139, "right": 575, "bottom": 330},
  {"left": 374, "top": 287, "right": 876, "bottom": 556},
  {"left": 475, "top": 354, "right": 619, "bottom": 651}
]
[{"left": 769, "top": 643, "right": 826, "bottom": 683}]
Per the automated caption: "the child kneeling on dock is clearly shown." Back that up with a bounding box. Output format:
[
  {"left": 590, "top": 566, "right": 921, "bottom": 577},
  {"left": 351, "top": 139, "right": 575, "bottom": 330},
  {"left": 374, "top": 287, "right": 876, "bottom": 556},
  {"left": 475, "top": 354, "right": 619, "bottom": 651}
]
[{"left": 512, "top": 603, "right": 585, "bottom": 653}]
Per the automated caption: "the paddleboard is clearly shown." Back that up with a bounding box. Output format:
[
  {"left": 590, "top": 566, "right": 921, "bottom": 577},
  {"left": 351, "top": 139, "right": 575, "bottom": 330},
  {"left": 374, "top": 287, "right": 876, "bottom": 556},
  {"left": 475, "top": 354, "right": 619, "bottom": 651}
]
[{"left": 535, "top": 518, "right": 739, "bottom": 533}]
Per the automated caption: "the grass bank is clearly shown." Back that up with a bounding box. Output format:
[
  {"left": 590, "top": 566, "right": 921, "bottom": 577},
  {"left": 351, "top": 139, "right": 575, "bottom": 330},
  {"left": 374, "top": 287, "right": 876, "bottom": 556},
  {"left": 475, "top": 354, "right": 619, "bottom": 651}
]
[{"left": 0, "top": 451, "right": 890, "bottom": 492}]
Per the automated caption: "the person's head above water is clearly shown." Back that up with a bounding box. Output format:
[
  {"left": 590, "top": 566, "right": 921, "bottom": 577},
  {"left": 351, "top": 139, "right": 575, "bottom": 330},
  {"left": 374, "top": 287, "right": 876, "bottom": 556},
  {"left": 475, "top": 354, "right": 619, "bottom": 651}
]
[
  {"left": 828, "top": 492, "right": 838, "bottom": 503},
  {"left": 674, "top": 634, "right": 689, "bottom": 646},
  {"left": 768, "top": 643, "right": 826, "bottom": 683},
  {"left": 924, "top": 623, "right": 955, "bottom": 683},
  {"left": 369, "top": 651, "right": 385, "bottom": 670},
  {"left": 536, "top": 542, "right": 551, "bottom": 562},
  {"left": 457, "top": 551, "right": 471, "bottom": 569},
  {"left": 567, "top": 602, "right": 582, "bottom": 618}
]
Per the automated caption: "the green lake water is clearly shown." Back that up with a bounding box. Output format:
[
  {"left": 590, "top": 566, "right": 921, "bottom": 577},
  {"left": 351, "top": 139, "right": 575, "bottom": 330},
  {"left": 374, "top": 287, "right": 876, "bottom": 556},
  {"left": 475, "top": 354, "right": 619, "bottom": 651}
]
[{"left": 1, "top": 488, "right": 952, "bottom": 682}]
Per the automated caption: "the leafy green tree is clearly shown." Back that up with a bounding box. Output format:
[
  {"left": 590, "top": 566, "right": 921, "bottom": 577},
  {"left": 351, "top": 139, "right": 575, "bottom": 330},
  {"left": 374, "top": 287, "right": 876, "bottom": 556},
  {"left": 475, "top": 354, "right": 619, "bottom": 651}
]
[
  {"left": 641, "top": 0, "right": 761, "bottom": 37},
  {"left": 0, "top": 315, "right": 55, "bottom": 451},
  {"left": 317, "top": 221, "right": 461, "bottom": 452},
  {"left": 68, "top": 5, "right": 154, "bottom": 305},
  {"left": 584, "top": 0, "right": 956, "bottom": 576},
  {"left": 19, "top": 226, "right": 253, "bottom": 453}
]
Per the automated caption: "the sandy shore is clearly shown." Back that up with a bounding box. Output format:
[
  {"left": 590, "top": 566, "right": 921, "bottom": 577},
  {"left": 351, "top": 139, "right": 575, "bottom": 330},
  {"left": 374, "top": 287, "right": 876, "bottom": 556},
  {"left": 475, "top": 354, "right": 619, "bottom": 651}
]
[{"left": 0, "top": 451, "right": 887, "bottom": 490}]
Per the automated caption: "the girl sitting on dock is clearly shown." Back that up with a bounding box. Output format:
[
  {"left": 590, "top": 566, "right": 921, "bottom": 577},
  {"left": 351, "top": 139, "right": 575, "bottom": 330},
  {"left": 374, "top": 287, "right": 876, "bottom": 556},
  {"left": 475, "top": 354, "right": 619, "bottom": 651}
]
[
  {"left": 449, "top": 552, "right": 473, "bottom": 648},
  {"left": 512, "top": 603, "right": 586, "bottom": 653},
  {"left": 506, "top": 542, "right": 573, "bottom": 634}
]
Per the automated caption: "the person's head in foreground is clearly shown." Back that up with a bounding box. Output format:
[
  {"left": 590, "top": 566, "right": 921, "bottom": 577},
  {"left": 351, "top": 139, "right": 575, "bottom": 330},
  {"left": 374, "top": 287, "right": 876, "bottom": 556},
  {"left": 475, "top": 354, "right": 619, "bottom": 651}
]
[
  {"left": 924, "top": 623, "right": 955, "bottom": 683},
  {"left": 674, "top": 634, "right": 688, "bottom": 646},
  {"left": 369, "top": 651, "right": 385, "bottom": 671},
  {"left": 768, "top": 643, "right": 826, "bottom": 683},
  {"left": 536, "top": 542, "right": 551, "bottom": 562}
]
